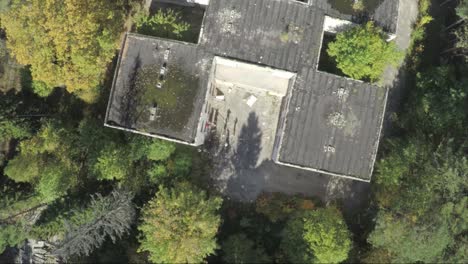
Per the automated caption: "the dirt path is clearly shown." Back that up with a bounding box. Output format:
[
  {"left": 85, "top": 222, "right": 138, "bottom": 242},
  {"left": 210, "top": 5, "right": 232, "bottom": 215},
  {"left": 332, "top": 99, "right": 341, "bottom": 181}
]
[
  {"left": 382, "top": 0, "right": 419, "bottom": 86},
  {"left": 381, "top": 0, "right": 419, "bottom": 133}
]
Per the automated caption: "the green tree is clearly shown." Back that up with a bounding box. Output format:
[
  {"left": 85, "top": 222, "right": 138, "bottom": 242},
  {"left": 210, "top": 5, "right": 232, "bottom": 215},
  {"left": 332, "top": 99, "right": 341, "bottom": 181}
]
[
  {"left": 0, "top": 91, "right": 34, "bottom": 141},
  {"left": 0, "top": 0, "right": 11, "bottom": 13},
  {"left": 134, "top": 9, "right": 190, "bottom": 40},
  {"left": 0, "top": 0, "right": 126, "bottom": 102},
  {"left": 369, "top": 141, "right": 467, "bottom": 263},
  {"left": 0, "top": 223, "right": 27, "bottom": 253},
  {"left": 31, "top": 81, "right": 54, "bottom": 98},
  {"left": 126, "top": 135, "right": 192, "bottom": 186},
  {"left": 368, "top": 211, "right": 453, "bottom": 263},
  {"left": 454, "top": 23, "right": 468, "bottom": 60},
  {"left": 456, "top": 0, "right": 468, "bottom": 20},
  {"left": 92, "top": 143, "right": 130, "bottom": 181},
  {"left": 255, "top": 192, "right": 316, "bottom": 223},
  {"left": 374, "top": 137, "right": 434, "bottom": 209},
  {"left": 77, "top": 120, "right": 177, "bottom": 183},
  {"left": 0, "top": 191, "right": 46, "bottom": 223},
  {"left": 402, "top": 67, "right": 467, "bottom": 135},
  {"left": 281, "top": 207, "right": 352, "bottom": 264},
  {"left": 128, "top": 135, "right": 176, "bottom": 162},
  {"left": 444, "top": 237, "right": 468, "bottom": 264},
  {"left": 394, "top": 142, "right": 466, "bottom": 217},
  {"left": 4, "top": 121, "right": 79, "bottom": 202},
  {"left": 327, "top": 22, "right": 402, "bottom": 82},
  {"left": 52, "top": 190, "right": 136, "bottom": 259},
  {"left": 222, "top": 233, "right": 271, "bottom": 264},
  {"left": 281, "top": 212, "right": 313, "bottom": 263},
  {"left": 138, "top": 182, "right": 222, "bottom": 263}
]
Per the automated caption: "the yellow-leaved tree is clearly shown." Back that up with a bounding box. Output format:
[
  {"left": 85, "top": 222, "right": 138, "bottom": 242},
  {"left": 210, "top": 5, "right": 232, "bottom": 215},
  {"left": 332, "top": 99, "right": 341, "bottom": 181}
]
[{"left": 0, "top": 0, "right": 126, "bottom": 102}]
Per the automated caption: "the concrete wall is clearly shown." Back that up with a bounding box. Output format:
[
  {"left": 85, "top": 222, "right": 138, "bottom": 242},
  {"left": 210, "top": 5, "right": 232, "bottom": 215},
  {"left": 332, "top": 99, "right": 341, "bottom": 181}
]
[
  {"left": 146, "top": 0, "right": 209, "bottom": 7},
  {"left": 212, "top": 57, "right": 296, "bottom": 97}
]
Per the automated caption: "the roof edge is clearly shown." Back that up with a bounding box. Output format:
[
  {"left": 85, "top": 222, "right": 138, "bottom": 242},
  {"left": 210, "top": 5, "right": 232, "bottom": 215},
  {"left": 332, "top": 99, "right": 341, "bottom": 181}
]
[
  {"left": 104, "top": 123, "right": 199, "bottom": 146},
  {"left": 274, "top": 159, "right": 371, "bottom": 182},
  {"left": 104, "top": 32, "right": 129, "bottom": 126}
]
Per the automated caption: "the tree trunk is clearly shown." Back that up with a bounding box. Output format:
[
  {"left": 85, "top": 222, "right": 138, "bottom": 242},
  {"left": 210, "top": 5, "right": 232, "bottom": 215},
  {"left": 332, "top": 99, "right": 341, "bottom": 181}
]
[
  {"left": 445, "top": 19, "right": 465, "bottom": 31},
  {"left": 440, "top": 0, "right": 457, "bottom": 7},
  {"left": 0, "top": 203, "right": 48, "bottom": 224}
]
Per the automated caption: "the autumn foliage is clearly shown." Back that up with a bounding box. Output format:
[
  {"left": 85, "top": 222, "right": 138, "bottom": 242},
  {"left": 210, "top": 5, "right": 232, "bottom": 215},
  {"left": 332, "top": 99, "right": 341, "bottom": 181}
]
[{"left": 1, "top": 0, "right": 126, "bottom": 102}]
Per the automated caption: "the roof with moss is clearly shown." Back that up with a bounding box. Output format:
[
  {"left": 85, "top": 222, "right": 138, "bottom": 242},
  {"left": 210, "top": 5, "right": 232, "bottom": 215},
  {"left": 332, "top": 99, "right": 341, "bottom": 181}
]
[
  {"left": 106, "top": 0, "right": 399, "bottom": 181},
  {"left": 105, "top": 34, "right": 211, "bottom": 142}
]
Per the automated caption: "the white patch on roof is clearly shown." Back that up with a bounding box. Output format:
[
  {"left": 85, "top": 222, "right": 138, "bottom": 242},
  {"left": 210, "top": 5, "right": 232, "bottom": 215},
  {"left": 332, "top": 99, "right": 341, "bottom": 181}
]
[
  {"left": 212, "top": 56, "right": 295, "bottom": 97},
  {"left": 323, "top": 16, "right": 356, "bottom": 34}
]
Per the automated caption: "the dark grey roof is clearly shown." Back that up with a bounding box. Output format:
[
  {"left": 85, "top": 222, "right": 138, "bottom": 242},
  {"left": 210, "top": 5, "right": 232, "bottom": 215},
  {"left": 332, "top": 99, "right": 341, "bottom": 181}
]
[
  {"left": 106, "top": 0, "right": 397, "bottom": 180},
  {"left": 201, "top": 0, "right": 325, "bottom": 71},
  {"left": 277, "top": 70, "right": 387, "bottom": 180},
  {"left": 105, "top": 34, "right": 212, "bottom": 143},
  {"left": 200, "top": 0, "right": 390, "bottom": 180}
]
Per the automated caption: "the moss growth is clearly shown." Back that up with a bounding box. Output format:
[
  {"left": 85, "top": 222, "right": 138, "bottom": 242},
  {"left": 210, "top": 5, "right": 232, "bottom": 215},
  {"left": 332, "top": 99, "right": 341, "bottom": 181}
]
[
  {"left": 279, "top": 24, "right": 303, "bottom": 44},
  {"left": 328, "top": 0, "right": 381, "bottom": 15},
  {"left": 134, "top": 64, "right": 199, "bottom": 132},
  {"left": 280, "top": 32, "right": 289, "bottom": 43}
]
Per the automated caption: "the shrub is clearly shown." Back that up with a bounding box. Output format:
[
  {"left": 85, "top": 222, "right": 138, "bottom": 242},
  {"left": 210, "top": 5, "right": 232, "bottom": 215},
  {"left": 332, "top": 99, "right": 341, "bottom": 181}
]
[
  {"left": 327, "top": 22, "right": 402, "bottom": 82},
  {"left": 255, "top": 192, "right": 315, "bottom": 222},
  {"left": 134, "top": 9, "right": 190, "bottom": 40}
]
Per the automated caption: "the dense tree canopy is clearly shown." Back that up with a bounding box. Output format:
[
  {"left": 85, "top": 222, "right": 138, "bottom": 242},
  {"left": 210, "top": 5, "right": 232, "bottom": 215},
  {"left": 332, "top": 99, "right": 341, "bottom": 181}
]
[
  {"left": 138, "top": 182, "right": 222, "bottom": 263},
  {"left": 371, "top": 138, "right": 467, "bottom": 262},
  {"left": 52, "top": 190, "right": 136, "bottom": 259},
  {"left": 1, "top": 0, "right": 466, "bottom": 262},
  {"left": 401, "top": 67, "right": 467, "bottom": 135},
  {"left": 222, "top": 233, "right": 271, "bottom": 264},
  {"left": 368, "top": 2, "right": 468, "bottom": 258},
  {"left": 327, "top": 22, "right": 402, "bottom": 82},
  {"left": 0, "top": 90, "right": 40, "bottom": 141},
  {"left": 255, "top": 192, "right": 316, "bottom": 223},
  {"left": 281, "top": 207, "right": 352, "bottom": 264},
  {"left": 3, "top": 117, "right": 187, "bottom": 204},
  {"left": 0, "top": 223, "right": 27, "bottom": 253},
  {"left": 0, "top": 0, "right": 127, "bottom": 102},
  {"left": 4, "top": 121, "right": 79, "bottom": 201}
]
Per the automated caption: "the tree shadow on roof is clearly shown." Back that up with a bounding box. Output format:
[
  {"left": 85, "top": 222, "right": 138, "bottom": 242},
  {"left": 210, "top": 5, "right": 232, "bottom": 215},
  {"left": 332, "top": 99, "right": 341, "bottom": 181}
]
[
  {"left": 121, "top": 53, "right": 143, "bottom": 128},
  {"left": 231, "top": 112, "right": 262, "bottom": 172}
]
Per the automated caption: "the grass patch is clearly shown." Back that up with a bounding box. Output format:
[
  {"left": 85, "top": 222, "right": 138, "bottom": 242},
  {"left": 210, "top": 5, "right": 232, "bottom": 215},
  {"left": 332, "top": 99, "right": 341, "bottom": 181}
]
[{"left": 134, "top": 3, "right": 205, "bottom": 43}]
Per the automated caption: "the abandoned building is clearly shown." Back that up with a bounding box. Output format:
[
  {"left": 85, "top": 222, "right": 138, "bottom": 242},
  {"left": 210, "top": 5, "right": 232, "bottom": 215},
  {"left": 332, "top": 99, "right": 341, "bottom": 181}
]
[{"left": 105, "top": 0, "right": 400, "bottom": 182}]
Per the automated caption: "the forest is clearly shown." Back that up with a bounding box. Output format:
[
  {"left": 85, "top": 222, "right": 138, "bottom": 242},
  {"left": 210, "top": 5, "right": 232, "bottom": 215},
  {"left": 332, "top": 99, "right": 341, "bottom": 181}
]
[{"left": 0, "top": 0, "right": 466, "bottom": 263}]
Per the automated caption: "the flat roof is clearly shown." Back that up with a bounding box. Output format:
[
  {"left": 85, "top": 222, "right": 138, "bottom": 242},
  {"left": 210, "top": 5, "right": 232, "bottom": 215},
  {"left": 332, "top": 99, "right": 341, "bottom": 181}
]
[
  {"left": 201, "top": 0, "right": 324, "bottom": 72},
  {"left": 106, "top": 0, "right": 398, "bottom": 180},
  {"left": 105, "top": 34, "right": 212, "bottom": 143},
  {"left": 200, "top": 0, "right": 390, "bottom": 180},
  {"left": 276, "top": 70, "right": 387, "bottom": 181}
]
